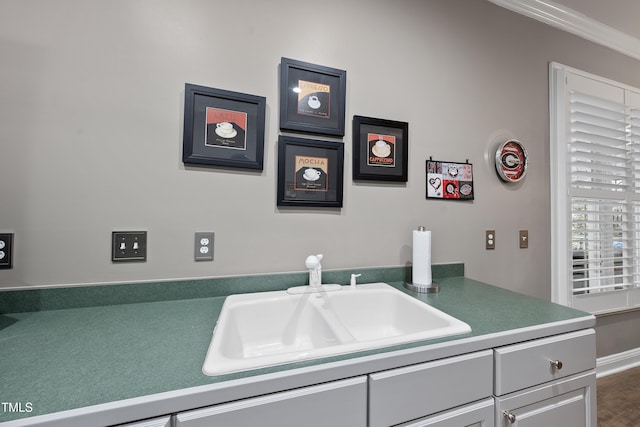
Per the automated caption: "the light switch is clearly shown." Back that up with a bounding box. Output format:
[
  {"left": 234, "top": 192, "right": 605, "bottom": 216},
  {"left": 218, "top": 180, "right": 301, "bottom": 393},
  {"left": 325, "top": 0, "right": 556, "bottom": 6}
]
[
  {"left": 520, "top": 230, "right": 529, "bottom": 248},
  {"left": 112, "top": 231, "right": 147, "bottom": 262}
]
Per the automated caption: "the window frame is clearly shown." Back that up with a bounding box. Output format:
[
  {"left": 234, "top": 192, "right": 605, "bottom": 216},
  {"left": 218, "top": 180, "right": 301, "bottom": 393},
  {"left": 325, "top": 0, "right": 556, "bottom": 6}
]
[{"left": 550, "top": 62, "right": 640, "bottom": 315}]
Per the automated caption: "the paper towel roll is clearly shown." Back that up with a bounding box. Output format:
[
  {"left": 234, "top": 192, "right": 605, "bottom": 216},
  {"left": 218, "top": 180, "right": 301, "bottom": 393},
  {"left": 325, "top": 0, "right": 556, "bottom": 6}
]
[{"left": 413, "top": 229, "right": 432, "bottom": 285}]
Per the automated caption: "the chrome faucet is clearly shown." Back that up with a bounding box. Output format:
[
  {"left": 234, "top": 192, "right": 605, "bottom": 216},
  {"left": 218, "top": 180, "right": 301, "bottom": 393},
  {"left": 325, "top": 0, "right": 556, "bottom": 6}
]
[{"left": 305, "top": 254, "right": 323, "bottom": 287}]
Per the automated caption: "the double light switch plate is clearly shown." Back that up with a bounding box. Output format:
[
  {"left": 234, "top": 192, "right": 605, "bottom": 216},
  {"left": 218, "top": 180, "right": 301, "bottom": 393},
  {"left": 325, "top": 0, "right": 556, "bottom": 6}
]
[{"left": 112, "top": 231, "right": 147, "bottom": 262}]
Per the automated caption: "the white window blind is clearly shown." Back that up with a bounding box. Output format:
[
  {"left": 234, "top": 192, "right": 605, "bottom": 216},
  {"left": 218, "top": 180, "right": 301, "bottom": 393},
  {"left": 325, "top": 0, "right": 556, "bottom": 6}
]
[{"left": 550, "top": 63, "right": 640, "bottom": 314}]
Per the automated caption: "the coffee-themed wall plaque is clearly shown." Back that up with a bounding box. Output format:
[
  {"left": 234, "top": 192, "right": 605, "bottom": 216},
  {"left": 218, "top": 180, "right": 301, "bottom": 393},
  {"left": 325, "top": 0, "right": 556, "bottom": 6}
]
[
  {"left": 279, "top": 58, "right": 347, "bottom": 136},
  {"left": 182, "top": 84, "right": 266, "bottom": 170},
  {"left": 426, "top": 159, "right": 474, "bottom": 200},
  {"left": 352, "top": 115, "right": 408, "bottom": 182},
  {"left": 277, "top": 136, "right": 344, "bottom": 207}
]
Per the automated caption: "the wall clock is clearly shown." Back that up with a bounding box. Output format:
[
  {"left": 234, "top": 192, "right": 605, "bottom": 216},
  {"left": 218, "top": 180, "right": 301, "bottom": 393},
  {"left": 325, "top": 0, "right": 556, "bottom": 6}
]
[{"left": 495, "top": 139, "right": 527, "bottom": 182}]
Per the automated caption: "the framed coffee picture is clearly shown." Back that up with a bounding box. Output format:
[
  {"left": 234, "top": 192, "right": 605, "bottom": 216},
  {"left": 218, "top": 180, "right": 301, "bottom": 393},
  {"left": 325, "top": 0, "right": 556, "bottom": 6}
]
[
  {"left": 352, "top": 115, "right": 408, "bottom": 182},
  {"left": 182, "top": 83, "right": 266, "bottom": 170},
  {"left": 426, "top": 159, "right": 474, "bottom": 200},
  {"left": 277, "top": 136, "right": 344, "bottom": 207},
  {"left": 279, "top": 58, "right": 347, "bottom": 136}
]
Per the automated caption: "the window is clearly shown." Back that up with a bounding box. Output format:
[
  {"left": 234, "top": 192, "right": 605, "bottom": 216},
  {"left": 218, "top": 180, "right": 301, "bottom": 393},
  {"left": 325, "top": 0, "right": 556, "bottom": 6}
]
[{"left": 550, "top": 63, "right": 640, "bottom": 314}]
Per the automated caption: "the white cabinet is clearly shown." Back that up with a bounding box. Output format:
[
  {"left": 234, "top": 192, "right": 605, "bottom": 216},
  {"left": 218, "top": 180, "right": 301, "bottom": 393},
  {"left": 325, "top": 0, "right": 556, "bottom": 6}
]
[
  {"left": 116, "top": 417, "right": 171, "bottom": 427},
  {"left": 368, "top": 350, "right": 493, "bottom": 427},
  {"left": 495, "top": 371, "right": 596, "bottom": 426},
  {"left": 163, "top": 330, "right": 596, "bottom": 427},
  {"left": 397, "top": 398, "right": 495, "bottom": 427},
  {"left": 494, "top": 329, "right": 595, "bottom": 395},
  {"left": 175, "top": 376, "right": 367, "bottom": 427},
  {"left": 171, "top": 330, "right": 596, "bottom": 427},
  {"left": 494, "top": 329, "right": 597, "bottom": 426}
]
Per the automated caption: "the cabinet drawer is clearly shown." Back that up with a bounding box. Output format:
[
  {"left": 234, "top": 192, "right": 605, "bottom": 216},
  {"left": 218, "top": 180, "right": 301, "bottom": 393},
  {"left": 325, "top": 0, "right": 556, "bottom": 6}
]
[
  {"left": 116, "top": 417, "right": 172, "bottom": 427},
  {"left": 494, "top": 329, "right": 595, "bottom": 395},
  {"left": 175, "top": 376, "right": 366, "bottom": 427},
  {"left": 368, "top": 350, "right": 493, "bottom": 427}
]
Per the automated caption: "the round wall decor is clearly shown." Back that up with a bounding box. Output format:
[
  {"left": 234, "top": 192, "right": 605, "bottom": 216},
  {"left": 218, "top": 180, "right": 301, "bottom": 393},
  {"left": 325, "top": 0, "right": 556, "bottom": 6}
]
[{"left": 495, "top": 139, "right": 527, "bottom": 182}]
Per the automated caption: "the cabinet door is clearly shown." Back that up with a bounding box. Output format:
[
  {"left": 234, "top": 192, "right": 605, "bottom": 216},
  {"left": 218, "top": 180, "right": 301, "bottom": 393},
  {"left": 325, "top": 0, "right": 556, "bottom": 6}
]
[
  {"left": 369, "top": 350, "right": 493, "bottom": 427},
  {"left": 397, "top": 398, "right": 494, "bottom": 427},
  {"left": 175, "top": 376, "right": 366, "bottom": 427},
  {"left": 116, "top": 416, "right": 171, "bottom": 427},
  {"left": 495, "top": 371, "right": 596, "bottom": 427}
]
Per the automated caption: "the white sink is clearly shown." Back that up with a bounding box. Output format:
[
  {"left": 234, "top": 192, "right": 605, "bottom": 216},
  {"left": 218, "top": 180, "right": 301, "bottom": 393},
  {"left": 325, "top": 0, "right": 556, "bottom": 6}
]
[
  {"left": 320, "top": 284, "right": 467, "bottom": 343},
  {"left": 203, "top": 282, "right": 471, "bottom": 376}
]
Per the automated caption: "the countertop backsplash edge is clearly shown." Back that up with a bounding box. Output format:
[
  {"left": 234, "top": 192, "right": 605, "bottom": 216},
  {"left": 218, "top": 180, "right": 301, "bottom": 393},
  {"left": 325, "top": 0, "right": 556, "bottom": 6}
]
[{"left": 0, "top": 263, "right": 464, "bottom": 313}]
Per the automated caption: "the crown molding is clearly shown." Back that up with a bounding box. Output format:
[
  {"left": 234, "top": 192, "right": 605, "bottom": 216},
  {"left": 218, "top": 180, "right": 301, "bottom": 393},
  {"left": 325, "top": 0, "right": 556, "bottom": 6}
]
[{"left": 488, "top": 0, "right": 640, "bottom": 61}]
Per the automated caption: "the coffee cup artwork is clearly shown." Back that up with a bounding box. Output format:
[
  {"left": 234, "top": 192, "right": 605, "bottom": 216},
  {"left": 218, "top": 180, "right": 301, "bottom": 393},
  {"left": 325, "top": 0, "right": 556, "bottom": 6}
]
[
  {"left": 215, "top": 122, "right": 237, "bottom": 138},
  {"left": 307, "top": 95, "right": 321, "bottom": 110},
  {"left": 295, "top": 155, "right": 328, "bottom": 192},
  {"left": 296, "top": 80, "right": 330, "bottom": 119},
  {"left": 205, "top": 107, "right": 248, "bottom": 150},
  {"left": 367, "top": 134, "right": 395, "bottom": 167},
  {"left": 207, "top": 119, "right": 244, "bottom": 149},
  {"left": 303, "top": 167, "right": 321, "bottom": 181},
  {"left": 372, "top": 139, "right": 391, "bottom": 158}
]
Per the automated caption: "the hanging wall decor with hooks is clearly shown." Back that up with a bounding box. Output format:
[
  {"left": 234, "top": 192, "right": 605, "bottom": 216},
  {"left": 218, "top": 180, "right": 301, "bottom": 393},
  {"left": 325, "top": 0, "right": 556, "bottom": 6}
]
[{"left": 426, "top": 158, "right": 474, "bottom": 200}]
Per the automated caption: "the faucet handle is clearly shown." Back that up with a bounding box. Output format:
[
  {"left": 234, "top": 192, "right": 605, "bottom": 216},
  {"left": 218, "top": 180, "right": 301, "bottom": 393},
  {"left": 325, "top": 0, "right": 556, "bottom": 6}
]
[
  {"left": 305, "top": 254, "right": 323, "bottom": 269},
  {"left": 350, "top": 274, "right": 362, "bottom": 288}
]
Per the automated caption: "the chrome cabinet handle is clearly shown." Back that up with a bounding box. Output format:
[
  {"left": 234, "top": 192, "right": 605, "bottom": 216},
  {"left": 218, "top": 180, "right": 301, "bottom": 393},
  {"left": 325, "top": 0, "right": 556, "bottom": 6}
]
[
  {"left": 550, "top": 359, "right": 563, "bottom": 370},
  {"left": 503, "top": 411, "right": 517, "bottom": 423}
]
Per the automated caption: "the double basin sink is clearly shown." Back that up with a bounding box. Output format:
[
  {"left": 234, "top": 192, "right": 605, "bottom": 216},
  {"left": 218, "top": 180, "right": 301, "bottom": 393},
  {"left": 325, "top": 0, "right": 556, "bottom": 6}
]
[{"left": 203, "top": 282, "right": 471, "bottom": 375}]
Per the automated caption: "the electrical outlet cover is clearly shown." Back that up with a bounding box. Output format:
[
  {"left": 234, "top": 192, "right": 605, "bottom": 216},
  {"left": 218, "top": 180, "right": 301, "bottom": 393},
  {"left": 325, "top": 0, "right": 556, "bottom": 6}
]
[
  {"left": 195, "top": 232, "right": 214, "bottom": 261},
  {"left": 112, "top": 231, "right": 147, "bottom": 262},
  {"left": 486, "top": 230, "right": 495, "bottom": 250},
  {"left": 0, "top": 233, "right": 13, "bottom": 269}
]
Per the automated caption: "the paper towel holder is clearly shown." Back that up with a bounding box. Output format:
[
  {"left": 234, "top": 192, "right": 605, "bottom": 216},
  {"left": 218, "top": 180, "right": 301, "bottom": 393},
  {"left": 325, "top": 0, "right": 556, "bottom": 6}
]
[
  {"left": 404, "top": 226, "right": 440, "bottom": 293},
  {"left": 405, "top": 280, "right": 440, "bottom": 293}
]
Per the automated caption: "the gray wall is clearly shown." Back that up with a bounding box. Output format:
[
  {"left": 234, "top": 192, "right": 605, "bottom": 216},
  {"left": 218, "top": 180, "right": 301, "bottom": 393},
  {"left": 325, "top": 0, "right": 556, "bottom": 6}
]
[
  {"left": 596, "top": 311, "right": 640, "bottom": 359},
  {"left": 1, "top": 0, "right": 639, "bottom": 356}
]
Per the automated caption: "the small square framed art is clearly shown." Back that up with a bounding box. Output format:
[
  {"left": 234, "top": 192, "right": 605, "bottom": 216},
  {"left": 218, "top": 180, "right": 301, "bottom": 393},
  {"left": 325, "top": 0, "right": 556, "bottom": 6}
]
[
  {"left": 279, "top": 58, "right": 347, "bottom": 136},
  {"left": 277, "top": 136, "right": 344, "bottom": 207},
  {"left": 352, "top": 115, "right": 408, "bottom": 182},
  {"left": 182, "top": 83, "right": 266, "bottom": 170}
]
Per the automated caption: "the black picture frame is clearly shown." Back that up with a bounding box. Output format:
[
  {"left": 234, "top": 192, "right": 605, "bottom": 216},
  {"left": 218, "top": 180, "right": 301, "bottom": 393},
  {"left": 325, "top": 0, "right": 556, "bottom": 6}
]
[
  {"left": 352, "top": 115, "right": 409, "bottom": 182},
  {"left": 182, "top": 83, "right": 266, "bottom": 170},
  {"left": 426, "top": 159, "right": 474, "bottom": 200},
  {"left": 279, "top": 58, "right": 346, "bottom": 136},
  {"left": 277, "top": 136, "right": 344, "bottom": 207}
]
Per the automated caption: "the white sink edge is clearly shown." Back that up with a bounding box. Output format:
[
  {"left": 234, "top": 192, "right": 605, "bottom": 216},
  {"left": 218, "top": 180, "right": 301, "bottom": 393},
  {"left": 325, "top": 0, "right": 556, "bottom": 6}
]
[
  {"left": 202, "top": 322, "right": 471, "bottom": 376},
  {"left": 202, "top": 282, "right": 472, "bottom": 376}
]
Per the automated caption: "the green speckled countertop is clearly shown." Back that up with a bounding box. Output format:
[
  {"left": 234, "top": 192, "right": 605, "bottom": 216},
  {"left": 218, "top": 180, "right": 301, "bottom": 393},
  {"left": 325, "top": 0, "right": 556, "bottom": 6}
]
[{"left": 0, "top": 266, "right": 594, "bottom": 425}]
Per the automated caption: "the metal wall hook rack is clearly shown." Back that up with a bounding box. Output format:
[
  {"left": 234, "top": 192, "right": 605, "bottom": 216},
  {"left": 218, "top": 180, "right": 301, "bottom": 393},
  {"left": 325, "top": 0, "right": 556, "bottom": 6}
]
[{"left": 429, "top": 156, "right": 470, "bottom": 164}]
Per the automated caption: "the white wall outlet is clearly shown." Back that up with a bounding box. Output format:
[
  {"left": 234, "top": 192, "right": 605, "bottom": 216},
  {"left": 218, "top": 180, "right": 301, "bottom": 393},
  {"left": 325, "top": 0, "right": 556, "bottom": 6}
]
[
  {"left": 0, "top": 233, "right": 14, "bottom": 269},
  {"left": 195, "top": 232, "right": 214, "bottom": 261},
  {"left": 486, "top": 230, "right": 495, "bottom": 250}
]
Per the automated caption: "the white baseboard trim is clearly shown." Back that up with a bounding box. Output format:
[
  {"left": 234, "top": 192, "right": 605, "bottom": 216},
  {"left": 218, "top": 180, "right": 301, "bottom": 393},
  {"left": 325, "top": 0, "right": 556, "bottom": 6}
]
[
  {"left": 487, "top": 0, "right": 640, "bottom": 61},
  {"left": 596, "top": 347, "right": 640, "bottom": 378}
]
